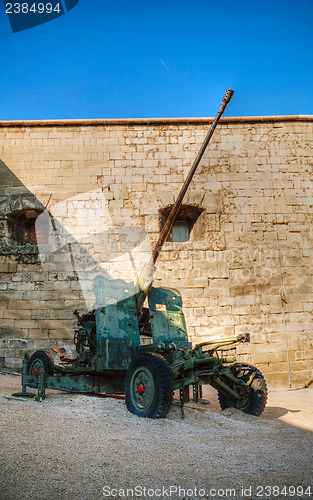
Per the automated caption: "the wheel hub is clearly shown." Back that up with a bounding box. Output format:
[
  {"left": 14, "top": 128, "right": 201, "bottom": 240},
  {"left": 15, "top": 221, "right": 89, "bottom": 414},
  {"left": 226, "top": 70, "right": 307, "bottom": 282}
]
[
  {"left": 137, "top": 383, "right": 144, "bottom": 395},
  {"left": 131, "top": 368, "right": 155, "bottom": 411}
]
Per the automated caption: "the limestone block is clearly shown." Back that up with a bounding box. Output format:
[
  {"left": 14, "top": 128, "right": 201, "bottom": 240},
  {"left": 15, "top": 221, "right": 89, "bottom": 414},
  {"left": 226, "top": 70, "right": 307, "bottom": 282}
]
[
  {"left": 48, "top": 328, "right": 72, "bottom": 339},
  {"left": 144, "top": 215, "right": 160, "bottom": 233},
  {"left": 14, "top": 319, "right": 40, "bottom": 330},
  {"left": 139, "top": 195, "right": 160, "bottom": 216},
  {"left": 201, "top": 193, "right": 223, "bottom": 213},
  {"left": 0, "top": 319, "right": 15, "bottom": 329},
  {"left": 0, "top": 327, "right": 28, "bottom": 338},
  {"left": 235, "top": 295, "right": 255, "bottom": 306},
  {"left": 193, "top": 214, "right": 220, "bottom": 239},
  {"left": 157, "top": 190, "right": 175, "bottom": 207},
  {"left": 3, "top": 309, "right": 32, "bottom": 320},
  {"left": 41, "top": 319, "right": 69, "bottom": 330},
  {"left": 231, "top": 305, "right": 252, "bottom": 315},
  {"left": 4, "top": 358, "right": 25, "bottom": 370}
]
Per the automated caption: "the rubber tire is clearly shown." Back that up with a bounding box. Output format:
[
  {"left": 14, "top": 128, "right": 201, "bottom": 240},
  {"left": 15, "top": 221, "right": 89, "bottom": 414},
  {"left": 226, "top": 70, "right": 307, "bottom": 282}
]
[
  {"left": 218, "top": 363, "right": 268, "bottom": 416},
  {"left": 125, "top": 353, "right": 173, "bottom": 419},
  {"left": 27, "top": 350, "right": 54, "bottom": 377}
]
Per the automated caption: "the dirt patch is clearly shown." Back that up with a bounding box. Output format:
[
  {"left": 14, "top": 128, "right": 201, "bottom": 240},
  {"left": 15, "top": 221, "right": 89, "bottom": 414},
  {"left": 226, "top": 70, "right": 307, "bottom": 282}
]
[{"left": 0, "top": 374, "right": 313, "bottom": 500}]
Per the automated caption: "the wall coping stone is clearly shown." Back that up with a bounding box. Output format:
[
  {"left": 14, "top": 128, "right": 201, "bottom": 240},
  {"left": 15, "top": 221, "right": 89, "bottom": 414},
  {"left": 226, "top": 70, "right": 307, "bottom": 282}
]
[{"left": 0, "top": 115, "right": 313, "bottom": 128}]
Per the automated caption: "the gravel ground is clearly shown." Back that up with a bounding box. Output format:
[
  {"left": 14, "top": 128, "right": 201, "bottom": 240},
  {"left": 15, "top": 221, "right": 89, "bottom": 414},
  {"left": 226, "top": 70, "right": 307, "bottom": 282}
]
[{"left": 0, "top": 374, "right": 313, "bottom": 500}]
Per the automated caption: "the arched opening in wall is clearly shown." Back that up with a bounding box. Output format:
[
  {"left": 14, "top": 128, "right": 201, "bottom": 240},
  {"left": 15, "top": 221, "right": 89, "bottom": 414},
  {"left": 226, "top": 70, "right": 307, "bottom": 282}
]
[
  {"left": 159, "top": 205, "right": 203, "bottom": 242},
  {"left": 7, "top": 208, "right": 45, "bottom": 247}
]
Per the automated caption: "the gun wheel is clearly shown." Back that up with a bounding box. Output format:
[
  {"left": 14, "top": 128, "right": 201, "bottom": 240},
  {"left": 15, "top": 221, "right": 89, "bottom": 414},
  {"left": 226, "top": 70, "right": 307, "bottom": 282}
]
[
  {"left": 125, "top": 353, "right": 173, "bottom": 419},
  {"left": 27, "top": 350, "right": 54, "bottom": 385},
  {"left": 218, "top": 363, "right": 268, "bottom": 416}
]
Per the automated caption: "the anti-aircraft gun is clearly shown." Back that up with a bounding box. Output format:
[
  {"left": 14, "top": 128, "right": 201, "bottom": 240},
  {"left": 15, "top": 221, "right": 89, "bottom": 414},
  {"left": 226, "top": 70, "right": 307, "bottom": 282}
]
[{"left": 15, "top": 90, "right": 268, "bottom": 419}]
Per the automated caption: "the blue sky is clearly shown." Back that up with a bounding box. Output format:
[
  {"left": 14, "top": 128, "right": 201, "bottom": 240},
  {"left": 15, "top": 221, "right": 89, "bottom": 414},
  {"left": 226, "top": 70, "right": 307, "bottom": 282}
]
[{"left": 0, "top": 0, "right": 313, "bottom": 120}]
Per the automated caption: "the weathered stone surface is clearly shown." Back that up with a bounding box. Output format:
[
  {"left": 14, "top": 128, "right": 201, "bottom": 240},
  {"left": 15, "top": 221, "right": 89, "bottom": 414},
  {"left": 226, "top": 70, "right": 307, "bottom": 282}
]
[{"left": 0, "top": 118, "right": 312, "bottom": 386}]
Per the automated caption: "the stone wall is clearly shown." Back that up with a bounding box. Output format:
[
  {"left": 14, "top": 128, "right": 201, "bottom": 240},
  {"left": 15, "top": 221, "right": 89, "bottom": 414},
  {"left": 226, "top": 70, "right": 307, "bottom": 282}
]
[{"left": 0, "top": 116, "right": 313, "bottom": 387}]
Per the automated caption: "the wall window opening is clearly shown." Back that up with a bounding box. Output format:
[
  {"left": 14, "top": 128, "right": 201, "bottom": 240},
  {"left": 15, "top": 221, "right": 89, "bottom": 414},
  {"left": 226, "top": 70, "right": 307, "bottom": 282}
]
[
  {"left": 8, "top": 208, "right": 44, "bottom": 246},
  {"left": 159, "top": 205, "right": 203, "bottom": 242},
  {"left": 172, "top": 221, "right": 190, "bottom": 242}
]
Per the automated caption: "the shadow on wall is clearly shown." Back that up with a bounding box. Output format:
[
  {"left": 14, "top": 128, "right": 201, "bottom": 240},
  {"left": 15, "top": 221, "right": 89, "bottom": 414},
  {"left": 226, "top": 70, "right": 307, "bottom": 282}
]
[
  {"left": 0, "top": 159, "right": 153, "bottom": 371},
  {"left": 0, "top": 160, "right": 46, "bottom": 263}
]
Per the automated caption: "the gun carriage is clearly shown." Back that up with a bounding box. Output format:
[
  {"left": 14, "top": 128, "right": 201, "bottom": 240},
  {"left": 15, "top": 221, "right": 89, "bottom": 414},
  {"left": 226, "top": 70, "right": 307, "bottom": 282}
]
[{"left": 15, "top": 90, "right": 268, "bottom": 419}]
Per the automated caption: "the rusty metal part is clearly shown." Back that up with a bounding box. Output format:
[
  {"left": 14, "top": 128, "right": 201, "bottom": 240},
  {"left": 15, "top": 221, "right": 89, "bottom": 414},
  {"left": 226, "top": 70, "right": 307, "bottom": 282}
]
[
  {"left": 51, "top": 347, "right": 66, "bottom": 358},
  {"left": 60, "top": 357, "right": 77, "bottom": 365},
  {"left": 151, "top": 89, "right": 233, "bottom": 267},
  {"left": 51, "top": 348, "right": 77, "bottom": 365},
  {"left": 86, "top": 393, "right": 125, "bottom": 400},
  {"left": 136, "top": 89, "right": 234, "bottom": 311}
]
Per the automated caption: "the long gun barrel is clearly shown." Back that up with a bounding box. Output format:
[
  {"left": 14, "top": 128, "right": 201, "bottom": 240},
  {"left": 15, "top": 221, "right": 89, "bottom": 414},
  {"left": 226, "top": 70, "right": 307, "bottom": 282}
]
[{"left": 137, "top": 89, "right": 234, "bottom": 311}]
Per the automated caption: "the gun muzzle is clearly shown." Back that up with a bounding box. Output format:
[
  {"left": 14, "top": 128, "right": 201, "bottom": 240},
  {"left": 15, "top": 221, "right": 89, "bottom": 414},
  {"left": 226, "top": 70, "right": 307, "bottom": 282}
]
[{"left": 218, "top": 88, "right": 234, "bottom": 115}]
